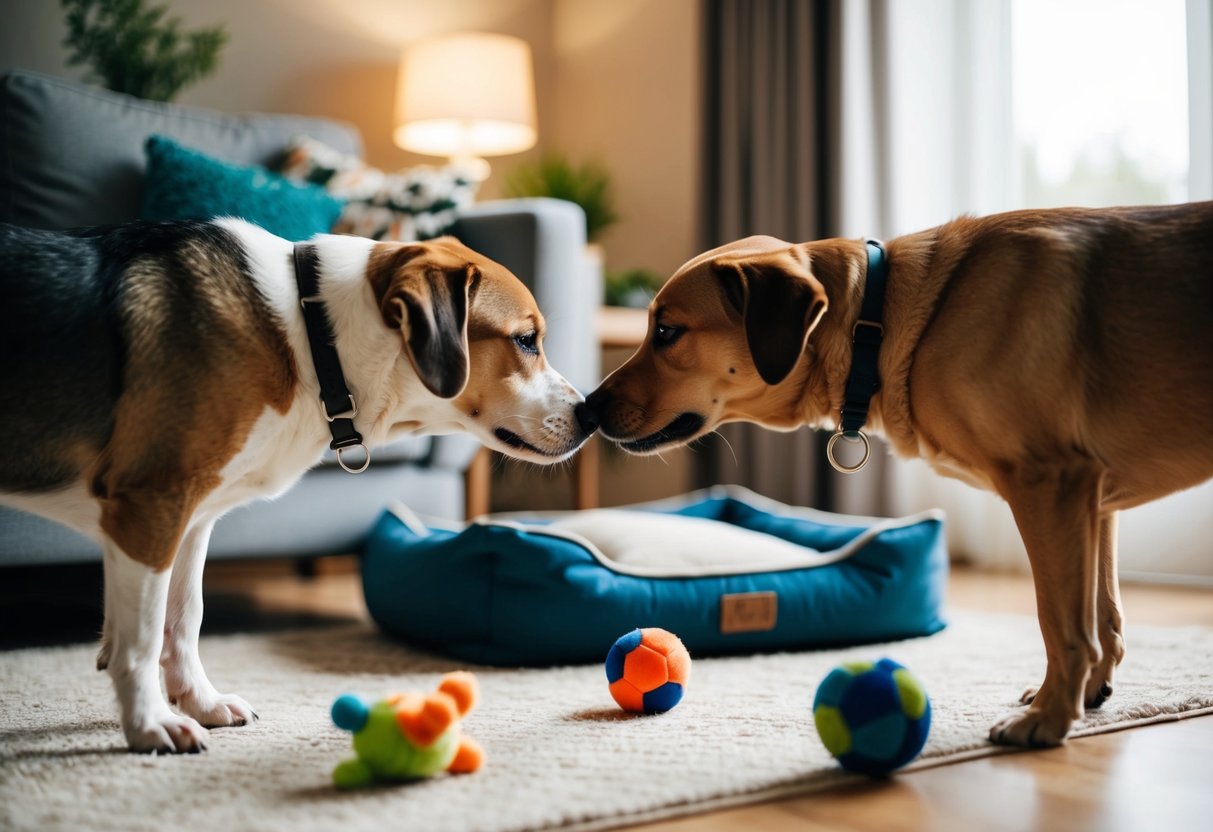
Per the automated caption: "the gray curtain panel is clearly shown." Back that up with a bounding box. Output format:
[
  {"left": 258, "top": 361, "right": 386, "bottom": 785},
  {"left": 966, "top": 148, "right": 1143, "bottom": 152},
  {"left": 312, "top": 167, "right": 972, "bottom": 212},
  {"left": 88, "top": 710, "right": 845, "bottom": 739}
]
[
  {"left": 699, "top": 0, "right": 890, "bottom": 515},
  {"left": 702, "top": 0, "right": 830, "bottom": 244}
]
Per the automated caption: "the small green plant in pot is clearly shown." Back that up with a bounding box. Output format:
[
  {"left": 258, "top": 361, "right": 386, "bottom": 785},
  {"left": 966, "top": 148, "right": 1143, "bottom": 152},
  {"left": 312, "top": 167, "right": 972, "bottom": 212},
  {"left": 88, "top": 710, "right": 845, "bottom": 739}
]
[
  {"left": 504, "top": 154, "right": 619, "bottom": 242},
  {"left": 61, "top": 0, "right": 228, "bottom": 102},
  {"left": 604, "top": 268, "right": 664, "bottom": 308}
]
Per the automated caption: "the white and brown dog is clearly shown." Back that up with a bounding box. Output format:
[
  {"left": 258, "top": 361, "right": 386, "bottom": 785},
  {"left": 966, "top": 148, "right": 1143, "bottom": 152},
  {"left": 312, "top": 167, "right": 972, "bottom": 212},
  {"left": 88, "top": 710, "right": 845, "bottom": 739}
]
[{"left": 0, "top": 218, "right": 597, "bottom": 753}]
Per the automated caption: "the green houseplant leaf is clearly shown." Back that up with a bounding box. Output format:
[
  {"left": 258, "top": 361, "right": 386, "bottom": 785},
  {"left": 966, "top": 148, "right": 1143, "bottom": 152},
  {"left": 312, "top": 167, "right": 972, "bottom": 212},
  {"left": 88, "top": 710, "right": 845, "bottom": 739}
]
[
  {"left": 504, "top": 154, "right": 619, "bottom": 242},
  {"left": 604, "top": 268, "right": 664, "bottom": 308},
  {"left": 61, "top": 0, "right": 228, "bottom": 102}
]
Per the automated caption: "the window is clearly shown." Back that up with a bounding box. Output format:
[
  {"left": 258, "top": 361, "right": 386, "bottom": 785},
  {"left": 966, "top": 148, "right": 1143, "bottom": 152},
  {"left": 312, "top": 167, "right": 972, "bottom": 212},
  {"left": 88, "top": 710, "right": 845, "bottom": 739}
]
[{"left": 1011, "top": 0, "right": 1190, "bottom": 208}]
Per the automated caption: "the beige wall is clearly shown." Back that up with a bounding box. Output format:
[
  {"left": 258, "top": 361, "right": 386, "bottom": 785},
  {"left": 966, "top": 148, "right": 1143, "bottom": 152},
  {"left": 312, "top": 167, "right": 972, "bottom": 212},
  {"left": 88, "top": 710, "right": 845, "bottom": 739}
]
[
  {"left": 1, "top": 0, "right": 699, "bottom": 269},
  {"left": 551, "top": 0, "right": 701, "bottom": 278}
]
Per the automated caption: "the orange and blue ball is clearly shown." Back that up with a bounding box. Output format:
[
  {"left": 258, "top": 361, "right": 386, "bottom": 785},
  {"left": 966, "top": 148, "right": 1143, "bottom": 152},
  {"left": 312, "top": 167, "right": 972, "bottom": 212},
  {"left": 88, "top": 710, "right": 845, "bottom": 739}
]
[
  {"left": 605, "top": 628, "right": 691, "bottom": 714},
  {"left": 812, "top": 658, "right": 931, "bottom": 776}
]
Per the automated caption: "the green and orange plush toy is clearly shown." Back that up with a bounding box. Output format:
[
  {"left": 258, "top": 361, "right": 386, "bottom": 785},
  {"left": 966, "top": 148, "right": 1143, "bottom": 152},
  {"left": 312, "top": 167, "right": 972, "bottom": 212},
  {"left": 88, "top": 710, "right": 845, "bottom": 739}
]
[{"left": 330, "top": 671, "right": 484, "bottom": 788}]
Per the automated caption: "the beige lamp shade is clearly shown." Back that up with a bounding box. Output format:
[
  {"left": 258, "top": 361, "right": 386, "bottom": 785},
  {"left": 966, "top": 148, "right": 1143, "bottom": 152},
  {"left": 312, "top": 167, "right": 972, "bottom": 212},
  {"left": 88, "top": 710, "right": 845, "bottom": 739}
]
[{"left": 395, "top": 33, "right": 537, "bottom": 160}]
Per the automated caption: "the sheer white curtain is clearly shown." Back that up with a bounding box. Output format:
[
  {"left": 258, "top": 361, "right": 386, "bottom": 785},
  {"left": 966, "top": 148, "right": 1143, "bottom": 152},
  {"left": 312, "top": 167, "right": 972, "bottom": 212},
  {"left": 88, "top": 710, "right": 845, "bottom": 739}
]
[
  {"left": 1190, "top": 0, "right": 1213, "bottom": 201},
  {"left": 830, "top": 0, "right": 1028, "bottom": 566},
  {"left": 841, "top": 0, "right": 1213, "bottom": 575},
  {"left": 1114, "top": 0, "right": 1213, "bottom": 582}
]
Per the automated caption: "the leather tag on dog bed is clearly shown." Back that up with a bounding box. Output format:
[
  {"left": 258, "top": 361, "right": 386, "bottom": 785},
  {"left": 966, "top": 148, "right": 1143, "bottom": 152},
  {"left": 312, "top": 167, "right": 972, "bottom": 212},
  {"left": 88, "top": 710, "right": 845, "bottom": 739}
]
[{"left": 720, "top": 592, "right": 778, "bottom": 634}]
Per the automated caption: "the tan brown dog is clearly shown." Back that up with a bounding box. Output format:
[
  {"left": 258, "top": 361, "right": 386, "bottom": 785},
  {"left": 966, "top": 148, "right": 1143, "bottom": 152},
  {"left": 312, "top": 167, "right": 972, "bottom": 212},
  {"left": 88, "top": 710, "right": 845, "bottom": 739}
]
[{"left": 587, "top": 201, "right": 1213, "bottom": 747}]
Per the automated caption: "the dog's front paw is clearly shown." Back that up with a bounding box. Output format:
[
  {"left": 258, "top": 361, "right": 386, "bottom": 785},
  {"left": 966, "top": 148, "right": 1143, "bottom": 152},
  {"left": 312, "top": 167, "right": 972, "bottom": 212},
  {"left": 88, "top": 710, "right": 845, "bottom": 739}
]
[
  {"left": 1021, "top": 678, "right": 1111, "bottom": 710},
  {"left": 171, "top": 687, "right": 259, "bottom": 728},
  {"left": 125, "top": 709, "right": 209, "bottom": 753},
  {"left": 989, "top": 705, "right": 1073, "bottom": 747},
  {"left": 1083, "top": 677, "right": 1114, "bottom": 709}
]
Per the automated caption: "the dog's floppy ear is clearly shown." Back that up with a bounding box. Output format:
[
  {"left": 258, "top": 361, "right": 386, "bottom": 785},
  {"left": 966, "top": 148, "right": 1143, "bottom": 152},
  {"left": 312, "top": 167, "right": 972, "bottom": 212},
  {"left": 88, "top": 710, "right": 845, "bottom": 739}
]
[
  {"left": 371, "top": 244, "right": 480, "bottom": 398},
  {"left": 714, "top": 248, "right": 828, "bottom": 385}
]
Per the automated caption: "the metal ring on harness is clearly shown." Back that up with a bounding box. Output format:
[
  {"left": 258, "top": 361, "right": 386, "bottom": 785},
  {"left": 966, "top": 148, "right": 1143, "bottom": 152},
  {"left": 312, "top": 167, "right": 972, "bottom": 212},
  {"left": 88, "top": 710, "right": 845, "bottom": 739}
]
[
  {"left": 826, "top": 429, "right": 871, "bottom": 474},
  {"left": 335, "top": 443, "right": 371, "bottom": 474}
]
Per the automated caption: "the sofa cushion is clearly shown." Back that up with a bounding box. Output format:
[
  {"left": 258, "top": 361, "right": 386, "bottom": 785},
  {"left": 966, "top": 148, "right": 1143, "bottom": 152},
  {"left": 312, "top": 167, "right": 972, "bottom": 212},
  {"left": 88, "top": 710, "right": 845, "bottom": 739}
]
[
  {"left": 0, "top": 70, "right": 362, "bottom": 230},
  {"left": 141, "top": 135, "right": 344, "bottom": 241},
  {"left": 276, "top": 134, "right": 477, "bottom": 241}
]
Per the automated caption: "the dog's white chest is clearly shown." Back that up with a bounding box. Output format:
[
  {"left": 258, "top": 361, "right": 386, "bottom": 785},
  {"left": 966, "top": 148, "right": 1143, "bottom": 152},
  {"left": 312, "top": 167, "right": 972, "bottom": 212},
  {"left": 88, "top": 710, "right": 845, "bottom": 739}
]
[{"left": 204, "top": 403, "right": 327, "bottom": 516}]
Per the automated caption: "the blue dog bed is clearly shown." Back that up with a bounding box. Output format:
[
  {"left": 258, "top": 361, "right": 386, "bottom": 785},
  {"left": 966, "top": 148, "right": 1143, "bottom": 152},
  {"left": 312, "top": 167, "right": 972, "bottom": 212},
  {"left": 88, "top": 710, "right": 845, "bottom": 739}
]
[{"left": 362, "top": 486, "right": 948, "bottom": 666}]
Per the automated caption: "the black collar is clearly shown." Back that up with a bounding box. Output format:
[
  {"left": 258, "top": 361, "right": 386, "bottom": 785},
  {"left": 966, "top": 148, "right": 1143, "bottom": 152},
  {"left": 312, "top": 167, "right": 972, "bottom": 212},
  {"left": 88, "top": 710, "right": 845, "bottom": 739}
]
[
  {"left": 293, "top": 243, "right": 370, "bottom": 474},
  {"left": 828, "top": 239, "right": 887, "bottom": 473}
]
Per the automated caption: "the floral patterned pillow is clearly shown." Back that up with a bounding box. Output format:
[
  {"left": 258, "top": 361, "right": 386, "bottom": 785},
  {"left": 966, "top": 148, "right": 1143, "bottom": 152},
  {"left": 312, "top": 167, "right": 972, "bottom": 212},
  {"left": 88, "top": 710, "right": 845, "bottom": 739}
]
[{"left": 277, "top": 135, "right": 478, "bottom": 241}]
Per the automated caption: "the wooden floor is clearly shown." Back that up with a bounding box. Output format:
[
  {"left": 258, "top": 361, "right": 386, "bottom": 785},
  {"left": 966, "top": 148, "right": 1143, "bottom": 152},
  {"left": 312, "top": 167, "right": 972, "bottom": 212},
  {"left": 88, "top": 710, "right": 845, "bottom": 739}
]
[{"left": 3, "top": 560, "right": 1210, "bottom": 831}]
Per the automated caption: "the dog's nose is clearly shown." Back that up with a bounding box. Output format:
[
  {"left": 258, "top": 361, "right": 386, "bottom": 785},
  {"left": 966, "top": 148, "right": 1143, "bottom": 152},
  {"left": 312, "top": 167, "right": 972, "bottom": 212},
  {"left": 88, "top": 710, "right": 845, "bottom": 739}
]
[
  {"left": 574, "top": 401, "right": 600, "bottom": 436},
  {"left": 585, "top": 387, "right": 609, "bottom": 413}
]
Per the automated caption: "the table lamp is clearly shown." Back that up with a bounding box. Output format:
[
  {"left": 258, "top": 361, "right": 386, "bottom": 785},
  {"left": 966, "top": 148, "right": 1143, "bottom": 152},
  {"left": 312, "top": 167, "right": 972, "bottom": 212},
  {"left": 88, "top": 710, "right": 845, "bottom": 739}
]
[{"left": 394, "top": 32, "right": 537, "bottom": 181}]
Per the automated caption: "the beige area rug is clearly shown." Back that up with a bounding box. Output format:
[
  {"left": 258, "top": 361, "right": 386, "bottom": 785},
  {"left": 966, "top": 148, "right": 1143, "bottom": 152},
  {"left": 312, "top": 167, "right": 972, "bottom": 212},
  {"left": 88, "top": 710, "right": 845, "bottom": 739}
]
[{"left": 2, "top": 612, "right": 1212, "bottom": 832}]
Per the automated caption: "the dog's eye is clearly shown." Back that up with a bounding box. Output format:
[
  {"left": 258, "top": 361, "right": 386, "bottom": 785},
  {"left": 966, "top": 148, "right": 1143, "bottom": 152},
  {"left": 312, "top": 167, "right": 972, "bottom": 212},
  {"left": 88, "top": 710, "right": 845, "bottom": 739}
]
[
  {"left": 513, "top": 331, "right": 539, "bottom": 354},
  {"left": 654, "top": 323, "right": 683, "bottom": 347}
]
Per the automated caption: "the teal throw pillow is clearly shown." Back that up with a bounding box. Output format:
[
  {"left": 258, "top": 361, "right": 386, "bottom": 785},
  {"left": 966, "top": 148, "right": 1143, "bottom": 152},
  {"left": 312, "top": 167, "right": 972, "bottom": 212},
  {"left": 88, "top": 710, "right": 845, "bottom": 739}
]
[{"left": 141, "top": 135, "right": 345, "bottom": 241}]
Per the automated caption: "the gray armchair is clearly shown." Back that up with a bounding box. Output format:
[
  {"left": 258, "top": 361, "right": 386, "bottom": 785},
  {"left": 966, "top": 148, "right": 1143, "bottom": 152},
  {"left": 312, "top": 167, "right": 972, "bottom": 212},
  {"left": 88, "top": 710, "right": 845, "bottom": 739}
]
[{"left": 0, "top": 70, "right": 597, "bottom": 565}]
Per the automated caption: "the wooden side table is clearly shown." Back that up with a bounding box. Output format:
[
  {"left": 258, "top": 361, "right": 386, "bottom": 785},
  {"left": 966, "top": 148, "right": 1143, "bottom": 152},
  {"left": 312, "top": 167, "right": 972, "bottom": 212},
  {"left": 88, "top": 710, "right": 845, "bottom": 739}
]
[
  {"left": 595, "top": 305, "right": 650, "bottom": 349},
  {"left": 573, "top": 306, "right": 650, "bottom": 510},
  {"left": 464, "top": 447, "right": 492, "bottom": 519}
]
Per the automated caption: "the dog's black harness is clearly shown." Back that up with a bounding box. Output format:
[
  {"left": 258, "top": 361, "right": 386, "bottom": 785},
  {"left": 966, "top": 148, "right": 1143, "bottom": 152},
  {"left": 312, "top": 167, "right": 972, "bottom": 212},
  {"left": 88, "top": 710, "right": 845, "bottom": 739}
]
[
  {"left": 293, "top": 243, "right": 370, "bottom": 474},
  {"left": 826, "top": 239, "right": 888, "bottom": 474}
]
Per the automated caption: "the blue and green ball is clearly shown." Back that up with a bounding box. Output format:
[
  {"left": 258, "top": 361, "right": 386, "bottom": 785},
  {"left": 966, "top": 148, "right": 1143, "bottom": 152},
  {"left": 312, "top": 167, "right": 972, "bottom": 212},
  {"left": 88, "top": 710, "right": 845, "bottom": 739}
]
[{"left": 812, "top": 658, "right": 931, "bottom": 776}]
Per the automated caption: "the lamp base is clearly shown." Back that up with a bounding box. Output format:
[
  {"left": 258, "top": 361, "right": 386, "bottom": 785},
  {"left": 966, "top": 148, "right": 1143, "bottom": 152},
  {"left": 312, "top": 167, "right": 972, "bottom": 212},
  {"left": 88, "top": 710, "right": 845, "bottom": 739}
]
[{"left": 450, "top": 156, "right": 492, "bottom": 183}]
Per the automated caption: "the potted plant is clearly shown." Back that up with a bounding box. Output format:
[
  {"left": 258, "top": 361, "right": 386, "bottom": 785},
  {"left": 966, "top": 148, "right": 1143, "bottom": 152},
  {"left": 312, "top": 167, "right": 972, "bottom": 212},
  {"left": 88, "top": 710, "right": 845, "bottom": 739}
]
[
  {"left": 504, "top": 153, "right": 619, "bottom": 243},
  {"left": 505, "top": 153, "right": 619, "bottom": 304},
  {"left": 604, "top": 268, "right": 664, "bottom": 308},
  {"left": 61, "top": 0, "right": 228, "bottom": 102}
]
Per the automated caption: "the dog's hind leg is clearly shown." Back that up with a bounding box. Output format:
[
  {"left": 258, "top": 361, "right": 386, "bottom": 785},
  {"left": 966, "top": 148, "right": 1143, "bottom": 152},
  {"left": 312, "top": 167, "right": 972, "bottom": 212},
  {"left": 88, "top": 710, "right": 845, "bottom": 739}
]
[
  {"left": 1084, "top": 512, "right": 1125, "bottom": 708},
  {"left": 161, "top": 519, "right": 258, "bottom": 728},
  {"left": 989, "top": 462, "right": 1102, "bottom": 747},
  {"left": 96, "top": 621, "right": 112, "bottom": 671},
  {"left": 103, "top": 535, "right": 208, "bottom": 753}
]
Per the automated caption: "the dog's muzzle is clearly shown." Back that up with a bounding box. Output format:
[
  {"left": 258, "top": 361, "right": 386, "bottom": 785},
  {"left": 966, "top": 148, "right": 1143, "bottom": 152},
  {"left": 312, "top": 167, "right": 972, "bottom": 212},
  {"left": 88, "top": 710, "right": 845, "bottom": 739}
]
[{"left": 618, "top": 412, "right": 705, "bottom": 453}]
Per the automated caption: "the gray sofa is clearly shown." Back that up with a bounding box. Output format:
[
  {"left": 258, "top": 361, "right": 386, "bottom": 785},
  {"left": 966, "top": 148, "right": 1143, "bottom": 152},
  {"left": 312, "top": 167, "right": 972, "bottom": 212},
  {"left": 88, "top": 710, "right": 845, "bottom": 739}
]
[{"left": 0, "top": 70, "right": 597, "bottom": 565}]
